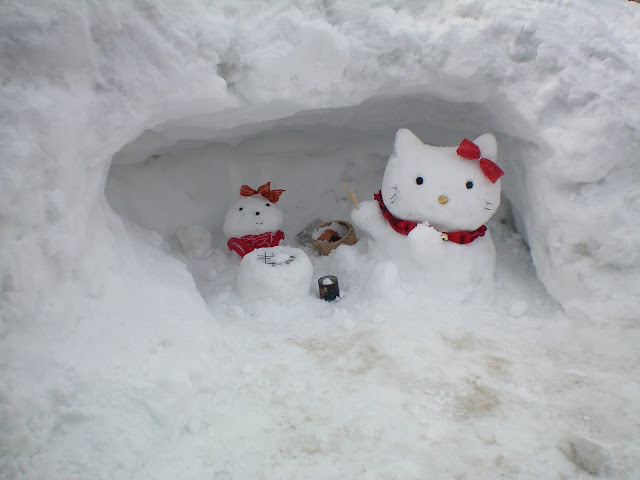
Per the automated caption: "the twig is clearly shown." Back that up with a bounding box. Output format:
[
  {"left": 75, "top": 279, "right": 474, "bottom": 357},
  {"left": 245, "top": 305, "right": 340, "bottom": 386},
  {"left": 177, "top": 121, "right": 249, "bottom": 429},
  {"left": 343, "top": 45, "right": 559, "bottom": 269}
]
[{"left": 343, "top": 183, "right": 359, "bottom": 210}]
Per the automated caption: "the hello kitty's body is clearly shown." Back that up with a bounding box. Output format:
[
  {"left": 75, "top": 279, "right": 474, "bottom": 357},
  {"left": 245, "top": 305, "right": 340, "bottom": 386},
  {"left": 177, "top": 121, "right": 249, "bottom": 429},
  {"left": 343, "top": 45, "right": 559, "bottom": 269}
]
[{"left": 352, "top": 129, "right": 503, "bottom": 296}]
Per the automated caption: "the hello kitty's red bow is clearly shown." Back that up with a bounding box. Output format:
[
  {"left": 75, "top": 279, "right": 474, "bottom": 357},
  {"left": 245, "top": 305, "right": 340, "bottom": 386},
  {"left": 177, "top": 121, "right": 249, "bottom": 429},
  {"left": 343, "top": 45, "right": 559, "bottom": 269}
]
[
  {"left": 457, "top": 139, "right": 505, "bottom": 184},
  {"left": 240, "top": 182, "right": 285, "bottom": 203}
]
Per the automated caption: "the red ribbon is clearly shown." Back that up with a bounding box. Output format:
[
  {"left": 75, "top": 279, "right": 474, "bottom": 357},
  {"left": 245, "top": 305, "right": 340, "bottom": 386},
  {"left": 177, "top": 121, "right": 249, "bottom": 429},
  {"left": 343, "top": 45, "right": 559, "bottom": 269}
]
[
  {"left": 456, "top": 139, "right": 504, "bottom": 184},
  {"left": 240, "top": 182, "right": 285, "bottom": 203},
  {"left": 227, "top": 230, "right": 285, "bottom": 257},
  {"left": 374, "top": 191, "right": 487, "bottom": 245}
]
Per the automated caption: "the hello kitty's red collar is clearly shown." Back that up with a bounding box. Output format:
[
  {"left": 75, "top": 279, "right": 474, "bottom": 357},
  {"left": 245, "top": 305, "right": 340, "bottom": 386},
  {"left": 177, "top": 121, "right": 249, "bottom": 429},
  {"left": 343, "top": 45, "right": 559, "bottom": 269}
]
[{"left": 374, "top": 191, "right": 487, "bottom": 244}]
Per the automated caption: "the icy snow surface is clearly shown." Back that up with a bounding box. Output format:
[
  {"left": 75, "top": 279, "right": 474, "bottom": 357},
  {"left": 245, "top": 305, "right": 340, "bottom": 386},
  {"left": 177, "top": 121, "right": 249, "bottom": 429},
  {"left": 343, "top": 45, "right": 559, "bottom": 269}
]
[{"left": 1, "top": 0, "right": 639, "bottom": 478}]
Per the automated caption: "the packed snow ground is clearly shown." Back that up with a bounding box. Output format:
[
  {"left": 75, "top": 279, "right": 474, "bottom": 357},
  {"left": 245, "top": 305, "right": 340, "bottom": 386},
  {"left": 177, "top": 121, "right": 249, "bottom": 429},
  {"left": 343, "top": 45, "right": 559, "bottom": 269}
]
[
  {"left": 1, "top": 0, "right": 640, "bottom": 479},
  {"left": 173, "top": 225, "right": 638, "bottom": 479},
  {"left": 173, "top": 227, "right": 635, "bottom": 479}
]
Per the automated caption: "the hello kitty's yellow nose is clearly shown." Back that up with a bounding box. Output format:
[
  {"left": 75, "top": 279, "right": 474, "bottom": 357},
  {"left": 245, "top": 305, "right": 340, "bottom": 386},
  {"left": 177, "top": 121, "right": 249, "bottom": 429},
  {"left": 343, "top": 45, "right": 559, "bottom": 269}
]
[{"left": 438, "top": 195, "right": 449, "bottom": 205}]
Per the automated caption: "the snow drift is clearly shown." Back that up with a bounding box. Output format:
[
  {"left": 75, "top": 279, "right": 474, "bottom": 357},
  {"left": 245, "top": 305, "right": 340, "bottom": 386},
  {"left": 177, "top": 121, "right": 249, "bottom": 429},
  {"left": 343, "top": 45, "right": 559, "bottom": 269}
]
[{"left": 1, "top": 1, "right": 639, "bottom": 478}]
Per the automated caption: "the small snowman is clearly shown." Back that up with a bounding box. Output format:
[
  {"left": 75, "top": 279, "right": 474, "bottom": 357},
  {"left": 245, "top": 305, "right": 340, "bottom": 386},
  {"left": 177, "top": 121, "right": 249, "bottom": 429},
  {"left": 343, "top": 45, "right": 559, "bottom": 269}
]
[
  {"left": 225, "top": 183, "right": 313, "bottom": 301},
  {"left": 351, "top": 129, "right": 504, "bottom": 295},
  {"left": 223, "top": 182, "right": 286, "bottom": 258}
]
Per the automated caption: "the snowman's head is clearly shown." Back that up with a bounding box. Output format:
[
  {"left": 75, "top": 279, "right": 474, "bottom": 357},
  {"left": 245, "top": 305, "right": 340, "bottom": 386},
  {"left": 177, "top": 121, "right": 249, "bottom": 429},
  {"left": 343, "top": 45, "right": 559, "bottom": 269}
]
[
  {"left": 381, "top": 129, "right": 503, "bottom": 232},
  {"left": 223, "top": 188, "right": 285, "bottom": 238}
]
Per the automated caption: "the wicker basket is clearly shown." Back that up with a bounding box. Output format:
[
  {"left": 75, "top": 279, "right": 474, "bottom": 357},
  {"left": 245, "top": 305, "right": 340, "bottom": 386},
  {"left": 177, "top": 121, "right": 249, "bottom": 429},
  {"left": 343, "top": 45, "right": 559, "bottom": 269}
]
[{"left": 312, "top": 220, "right": 357, "bottom": 255}]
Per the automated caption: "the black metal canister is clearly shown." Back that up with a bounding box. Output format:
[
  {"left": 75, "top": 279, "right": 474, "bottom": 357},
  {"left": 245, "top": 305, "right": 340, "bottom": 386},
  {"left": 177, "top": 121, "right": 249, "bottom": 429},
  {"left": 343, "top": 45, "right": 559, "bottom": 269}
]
[{"left": 318, "top": 275, "right": 340, "bottom": 301}]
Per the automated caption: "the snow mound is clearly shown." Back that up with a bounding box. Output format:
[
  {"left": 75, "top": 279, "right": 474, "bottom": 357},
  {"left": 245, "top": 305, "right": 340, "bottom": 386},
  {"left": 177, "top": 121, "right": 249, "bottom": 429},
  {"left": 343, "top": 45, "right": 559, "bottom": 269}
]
[{"left": 176, "top": 224, "right": 213, "bottom": 258}]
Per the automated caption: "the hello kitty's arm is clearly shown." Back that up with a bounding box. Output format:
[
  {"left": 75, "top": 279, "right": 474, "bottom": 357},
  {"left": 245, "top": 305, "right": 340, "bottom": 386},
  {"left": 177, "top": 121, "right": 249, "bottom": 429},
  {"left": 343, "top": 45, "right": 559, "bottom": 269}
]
[
  {"left": 351, "top": 200, "right": 397, "bottom": 241},
  {"left": 407, "top": 222, "right": 446, "bottom": 264}
]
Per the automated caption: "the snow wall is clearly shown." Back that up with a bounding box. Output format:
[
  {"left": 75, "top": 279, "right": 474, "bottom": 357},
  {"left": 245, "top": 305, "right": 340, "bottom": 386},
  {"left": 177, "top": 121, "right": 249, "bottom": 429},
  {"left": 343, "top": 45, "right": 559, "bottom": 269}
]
[{"left": 2, "top": 0, "right": 640, "bottom": 417}]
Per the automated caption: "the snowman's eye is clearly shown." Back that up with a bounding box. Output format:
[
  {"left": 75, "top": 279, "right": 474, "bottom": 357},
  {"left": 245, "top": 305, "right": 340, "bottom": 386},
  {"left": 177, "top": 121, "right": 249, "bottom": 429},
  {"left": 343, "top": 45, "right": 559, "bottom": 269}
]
[
  {"left": 416, "top": 177, "right": 424, "bottom": 185},
  {"left": 466, "top": 181, "right": 474, "bottom": 189},
  {"left": 239, "top": 207, "right": 243, "bottom": 211},
  {"left": 255, "top": 212, "right": 260, "bottom": 216}
]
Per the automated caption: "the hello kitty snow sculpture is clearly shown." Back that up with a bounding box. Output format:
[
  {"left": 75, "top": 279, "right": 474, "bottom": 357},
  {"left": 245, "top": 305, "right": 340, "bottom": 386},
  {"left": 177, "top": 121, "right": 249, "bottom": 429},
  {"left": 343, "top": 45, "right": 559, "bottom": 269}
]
[
  {"left": 351, "top": 129, "right": 504, "bottom": 295},
  {"left": 223, "top": 182, "right": 286, "bottom": 258}
]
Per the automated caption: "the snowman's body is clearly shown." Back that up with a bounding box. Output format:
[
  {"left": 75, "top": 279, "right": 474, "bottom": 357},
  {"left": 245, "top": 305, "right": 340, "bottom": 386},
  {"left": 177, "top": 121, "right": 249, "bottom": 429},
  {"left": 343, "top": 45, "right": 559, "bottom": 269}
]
[
  {"left": 352, "top": 129, "right": 503, "bottom": 296},
  {"left": 237, "top": 245, "right": 312, "bottom": 301}
]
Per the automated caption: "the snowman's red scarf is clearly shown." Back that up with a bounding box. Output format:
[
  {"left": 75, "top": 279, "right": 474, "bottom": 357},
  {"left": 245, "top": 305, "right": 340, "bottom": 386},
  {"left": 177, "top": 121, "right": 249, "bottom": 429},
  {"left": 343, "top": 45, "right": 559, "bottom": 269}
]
[
  {"left": 374, "top": 191, "right": 487, "bottom": 244},
  {"left": 227, "top": 230, "right": 285, "bottom": 257}
]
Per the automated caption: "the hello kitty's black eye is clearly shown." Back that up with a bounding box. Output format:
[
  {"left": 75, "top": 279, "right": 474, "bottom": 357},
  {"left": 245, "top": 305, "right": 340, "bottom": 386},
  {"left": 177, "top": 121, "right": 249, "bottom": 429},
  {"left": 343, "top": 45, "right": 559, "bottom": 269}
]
[
  {"left": 265, "top": 203, "right": 270, "bottom": 206},
  {"left": 416, "top": 177, "right": 424, "bottom": 185},
  {"left": 466, "top": 181, "right": 474, "bottom": 189},
  {"left": 255, "top": 212, "right": 260, "bottom": 215},
  {"left": 239, "top": 207, "right": 243, "bottom": 211}
]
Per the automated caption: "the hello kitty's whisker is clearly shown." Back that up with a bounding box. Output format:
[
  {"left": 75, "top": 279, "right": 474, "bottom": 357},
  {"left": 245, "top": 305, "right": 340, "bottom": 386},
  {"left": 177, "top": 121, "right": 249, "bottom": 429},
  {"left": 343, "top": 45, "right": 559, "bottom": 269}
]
[
  {"left": 390, "top": 186, "right": 398, "bottom": 190},
  {"left": 390, "top": 193, "right": 397, "bottom": 203},
  {"left": 484, "top": 207, "right": 492, "bottom": 210},
  {"left": 486, "top": 202, "right": 494, "bottom": 205}
]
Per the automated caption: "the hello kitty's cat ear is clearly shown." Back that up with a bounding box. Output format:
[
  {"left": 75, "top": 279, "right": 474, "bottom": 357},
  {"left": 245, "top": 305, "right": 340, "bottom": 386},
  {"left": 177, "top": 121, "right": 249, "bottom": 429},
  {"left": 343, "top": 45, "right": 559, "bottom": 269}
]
[
  {"left": 473, "top": 133, "right": 497, "bottom": 159},
  {"left": 393, "top": 128, "right": 424, "bottom": 155}
]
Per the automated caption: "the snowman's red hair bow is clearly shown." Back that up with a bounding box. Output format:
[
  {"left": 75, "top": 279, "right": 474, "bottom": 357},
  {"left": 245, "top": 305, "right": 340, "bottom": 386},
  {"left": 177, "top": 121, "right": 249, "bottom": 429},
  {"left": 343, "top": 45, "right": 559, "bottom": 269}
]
[
  {"left": 457, "top": 139, "right": 505, "bottom": 184},
  {"left": 240, "top": 182, "right": 285, "bottom": 203}
]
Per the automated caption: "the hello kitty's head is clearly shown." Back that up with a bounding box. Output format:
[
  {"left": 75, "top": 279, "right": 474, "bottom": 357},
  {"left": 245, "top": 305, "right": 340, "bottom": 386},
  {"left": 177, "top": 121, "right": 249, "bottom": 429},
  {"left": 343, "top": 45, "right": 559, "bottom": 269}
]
[
  {"left": 381, "top": 129, "right": 503, "bottom": 232},
  {"left": 223, "top": 183, "right": 285, "bottom": 238}
]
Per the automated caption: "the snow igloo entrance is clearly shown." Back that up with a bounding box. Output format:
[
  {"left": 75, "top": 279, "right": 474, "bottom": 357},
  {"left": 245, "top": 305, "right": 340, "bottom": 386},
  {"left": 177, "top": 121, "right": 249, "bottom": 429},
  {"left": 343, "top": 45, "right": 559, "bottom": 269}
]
[{"left": 105, "top": 93, "right": 538, "bottom": 300}]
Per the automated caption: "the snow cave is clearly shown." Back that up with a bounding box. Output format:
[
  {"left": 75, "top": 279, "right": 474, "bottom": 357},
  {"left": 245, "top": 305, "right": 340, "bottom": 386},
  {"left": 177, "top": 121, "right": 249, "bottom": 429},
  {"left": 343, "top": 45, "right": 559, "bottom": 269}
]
[{"left": 2, "top": 1, "right": 639, "bottom": 478}]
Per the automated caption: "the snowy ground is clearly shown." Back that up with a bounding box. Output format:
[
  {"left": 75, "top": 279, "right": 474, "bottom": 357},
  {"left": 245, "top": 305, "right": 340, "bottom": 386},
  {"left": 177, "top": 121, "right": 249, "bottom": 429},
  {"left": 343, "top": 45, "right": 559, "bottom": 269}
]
[
  {"left": 2, "top": 0, "right": 639, "bottom": 479},
  {"left": 191, "top": 247, "right": 635, "bottom": 479},
  {"left": 168, "top": 225, "right": 639, "bottom": 479}
]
